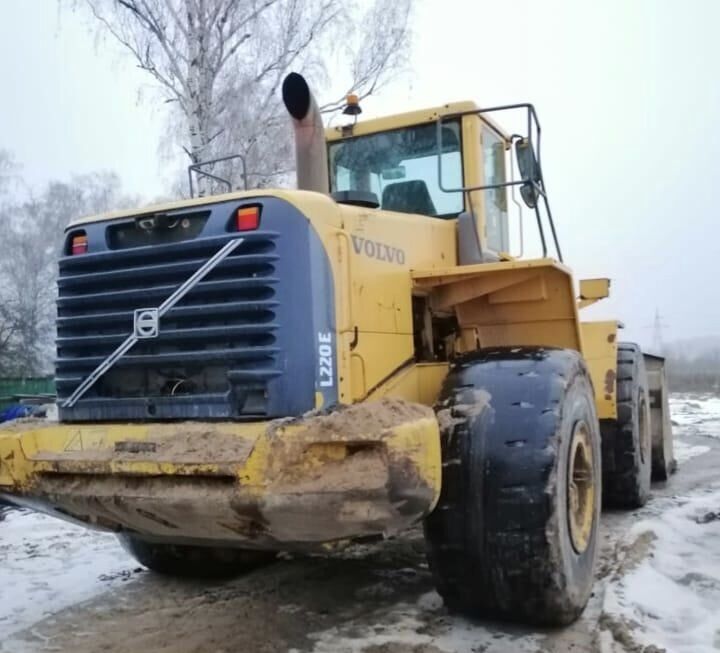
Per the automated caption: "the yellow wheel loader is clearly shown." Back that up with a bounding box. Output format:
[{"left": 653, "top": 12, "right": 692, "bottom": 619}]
[{"left": 0, "top": 73, "right": 674, "bottom": 626}]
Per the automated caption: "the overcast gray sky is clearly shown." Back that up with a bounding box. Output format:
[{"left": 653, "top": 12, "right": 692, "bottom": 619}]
[{"left": 1, "top": 0, "right": 718, "bottom": 348}]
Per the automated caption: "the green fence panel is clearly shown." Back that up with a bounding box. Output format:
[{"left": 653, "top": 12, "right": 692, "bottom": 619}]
[{"left": 0, "top": 377, "right": 56, "bottom": 409}]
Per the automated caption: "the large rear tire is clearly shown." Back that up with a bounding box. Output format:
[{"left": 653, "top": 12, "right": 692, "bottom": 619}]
[
  {"left": 424, "top": 347, "right": 602, "bottom": 626},
  {"left": 601, "top": 343, "right": 652, "bottom": 508},
  {"left": 118, "top": 534, "right": 275, "bottom": 578}
]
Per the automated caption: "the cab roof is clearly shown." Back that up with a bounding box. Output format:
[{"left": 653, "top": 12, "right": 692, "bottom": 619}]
[{"left": 325, "top": 100, "right": 508, "bottom": 141}]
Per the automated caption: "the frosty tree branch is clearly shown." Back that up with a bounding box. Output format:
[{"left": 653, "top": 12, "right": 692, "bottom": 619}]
[{"left": 80, "top": 0, "right": 413, "bottom": 194}]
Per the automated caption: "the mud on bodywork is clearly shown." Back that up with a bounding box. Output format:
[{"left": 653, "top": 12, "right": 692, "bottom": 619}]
[{"left": 0, "top": 400, "right": 441, "bottom": 550}]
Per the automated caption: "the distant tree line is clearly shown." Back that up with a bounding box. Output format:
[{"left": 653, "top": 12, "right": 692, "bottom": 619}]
[
  {"left": 664, "top": 347, "right": 720, "bottom": 393},
  {"left": 0, "top": 150, "right": 137, "bottom": 377}
]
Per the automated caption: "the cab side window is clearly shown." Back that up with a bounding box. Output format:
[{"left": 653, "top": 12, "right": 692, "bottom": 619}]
[{"left": 482, "top": 126, "right": 509, "bottom": 252}]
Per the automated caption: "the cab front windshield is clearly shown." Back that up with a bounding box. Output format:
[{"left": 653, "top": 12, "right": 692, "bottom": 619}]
[{"left": 328, "top": 121, "right": 464, "bottom": 218}]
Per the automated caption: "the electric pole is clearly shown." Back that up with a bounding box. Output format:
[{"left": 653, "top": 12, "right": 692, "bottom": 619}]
[{"left": 650, "top": 309, "right": 668, "bottom": 354}]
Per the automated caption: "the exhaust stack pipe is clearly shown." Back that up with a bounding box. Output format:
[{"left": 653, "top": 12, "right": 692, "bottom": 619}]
[{"left": 282, "top": 72, "right": 329, "bottom": 194}]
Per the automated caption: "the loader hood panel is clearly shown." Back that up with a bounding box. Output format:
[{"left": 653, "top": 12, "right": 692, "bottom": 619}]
[{"left": 56, "top": 197, "right": 337, "bottom": 421}]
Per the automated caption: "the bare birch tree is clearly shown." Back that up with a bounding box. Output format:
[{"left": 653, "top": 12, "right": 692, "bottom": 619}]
[{"left": 79, "top": 0, "right": 413, "bottom": 193}]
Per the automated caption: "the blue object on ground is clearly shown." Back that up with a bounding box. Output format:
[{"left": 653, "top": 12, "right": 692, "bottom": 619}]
[{"left": 0, "top": 404, "right": 33, "bottom": 423}]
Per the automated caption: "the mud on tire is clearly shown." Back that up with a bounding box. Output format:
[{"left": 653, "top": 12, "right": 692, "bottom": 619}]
[
  {"left": 601, "top": 342, "right": 652, "bottom": 509},
  {"left": 118, "top": 534, "right": 275, "bottom": 578},
  {"left": 424, "top": 347, "right": 602, "bottom": 626}
]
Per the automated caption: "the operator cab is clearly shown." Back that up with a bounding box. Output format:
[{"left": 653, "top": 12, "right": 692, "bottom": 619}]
[{"left": 325, "top": 100, "right": 560, "bottom": 262}]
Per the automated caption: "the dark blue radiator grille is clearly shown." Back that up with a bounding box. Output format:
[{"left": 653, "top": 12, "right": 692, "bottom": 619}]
[
  {"left": 55, "top": 196, "right": 336, "bottom": 423},
  {"left": 56, "top": 229, "right": 283, "bottom": 420}
]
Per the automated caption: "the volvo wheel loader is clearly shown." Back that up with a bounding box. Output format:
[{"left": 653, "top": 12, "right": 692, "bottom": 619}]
[{"left": 0, "top": 73, "right": 674, "bottom": 626}]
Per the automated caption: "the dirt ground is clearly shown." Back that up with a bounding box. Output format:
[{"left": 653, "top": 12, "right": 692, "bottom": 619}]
[{"left": 2, "top": 395, "right": 719, "bottom": 653}]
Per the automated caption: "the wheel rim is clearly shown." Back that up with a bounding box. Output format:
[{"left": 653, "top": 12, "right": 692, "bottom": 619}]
[{"left": 567, "top": 421, "right": 595, "bottom": 554}]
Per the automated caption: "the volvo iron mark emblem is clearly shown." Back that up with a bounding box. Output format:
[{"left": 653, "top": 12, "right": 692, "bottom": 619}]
[{"left": 134, "top": 308, "right": 160, "bottom": 339}]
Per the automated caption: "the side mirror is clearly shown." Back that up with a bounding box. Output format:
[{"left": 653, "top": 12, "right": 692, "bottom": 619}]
[
  {"left": 515, "top": 138, "right": 540, "bottom": 209},
  {"left": 578, "top": 278, "right": 611, "bottom": 308}
]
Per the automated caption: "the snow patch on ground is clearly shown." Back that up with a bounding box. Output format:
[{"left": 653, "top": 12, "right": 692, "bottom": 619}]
[
  {"left": 295, "top": 592, "right": 541, "bottom": 653},
  {"left": 604, "top": 486, "right": 720, "bottom": 653},
  {"left": 674, "top": 439, "right": 711, "bottom": 463},
  {"left": 0, "top": 509, "right": 135, "bottom": 640},
  {"left": 670, "top": 394, "right": 720, "bottom": 439}
]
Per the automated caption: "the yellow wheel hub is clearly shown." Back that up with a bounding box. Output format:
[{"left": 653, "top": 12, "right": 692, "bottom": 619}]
[
  {"left": 567, "top": 421, "right": 595, "bottom": 554},
  {"left": 639, "top": 398, "right": 649, "bottom": 464}
]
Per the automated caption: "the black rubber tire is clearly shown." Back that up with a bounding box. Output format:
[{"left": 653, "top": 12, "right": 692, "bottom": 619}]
[
  {"left": 118, "top": 534, "right": 275, "bottom": 578},
  {"left": 601, "top": 343, "right": 652, "bottom": 509},
  {"left": 424, "top": 347, "right": 602, "bottom": 626}
]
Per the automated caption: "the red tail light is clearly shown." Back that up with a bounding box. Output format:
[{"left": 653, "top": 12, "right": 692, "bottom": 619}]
[
  {"left": 71, "top": 233, "right": 88, "bottom": 255},
  {"left": 235, "top": 206, "right": 260, "bottom": 231}
]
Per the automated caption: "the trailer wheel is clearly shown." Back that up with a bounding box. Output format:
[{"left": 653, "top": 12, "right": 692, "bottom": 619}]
[
  {"left": 118, "top": 534, "right": 275, "bottom": 578},
  {"left": 602, "top": 343, "right": 652, "bottom": 508},
  {"left": 424, "top": 347, "right": 601, "bottom": 626}
]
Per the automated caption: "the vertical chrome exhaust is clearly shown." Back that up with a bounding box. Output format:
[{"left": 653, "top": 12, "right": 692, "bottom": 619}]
[{"left": 282, "top": 72, "right": 329, "bottom": 194}]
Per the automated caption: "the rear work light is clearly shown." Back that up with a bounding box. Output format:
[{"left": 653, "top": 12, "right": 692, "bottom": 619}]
[
  {"left": 235, "top": 205, "right": 260, "bottom": 231},
  {"left": 70, "top": 233, "right": 88, "bottom": 255}
]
